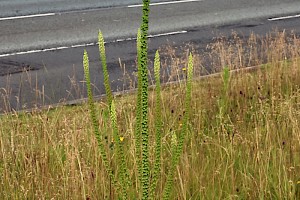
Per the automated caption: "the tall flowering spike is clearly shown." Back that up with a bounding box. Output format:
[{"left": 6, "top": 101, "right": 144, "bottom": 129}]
[
  {"left": 187, "top": 53, "right": 194, "bottom": 94},
  {"left": 110, "top": 100, "right": 130, "bottom": 199},
  {"left": 140, "top": 0, "right": 151, "bottom": 199},
  {"left": 137, "top": 28, "right": 142, "bottom": 61},
  {"left": 171, "top": 132, "right": 177, "bottom": 148},
  {"left": 178, "top": 53, "right": 193, "bottom": 168},
  {"left": 150, "top": 50, "right": 162, "bottom": 199},
  {"left": 110, "top": 100, "right": 118, "bottom": 145},
  {"left": 154, "top": 51, "right": 161, "bottom": 84},
  {"left": 220, "top": 66, "right": 230, "bottom": 114},
  {"left": 163, "top": 53, "right": 193, "bottom": 200},
  {"left": 98, "top": 30, "right": 113, "bottom": 107},
  {"left": 83, "top": 50, "right": 117, "bottom": 193},
  {"left": 135, "top": 28, "right": 143, "bottom": 187},
  {"left": 83, "top": 50, "right": 92, "bottom": 103}
]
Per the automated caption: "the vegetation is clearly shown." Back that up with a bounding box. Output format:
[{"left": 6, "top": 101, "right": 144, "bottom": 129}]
[
  {"left": 0, "top": 0, "right": 300, "bottom": 198},
  {"left": 1, "top": 30, "right": 300, "bottom": 199},
  {"left": 83, "top": 0, "right": 193, "bottom": 197}
]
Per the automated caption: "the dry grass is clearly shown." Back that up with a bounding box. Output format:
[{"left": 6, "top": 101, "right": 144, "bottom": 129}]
[{"left": 1, "top": 31, "right": 300, "bottom": 199}]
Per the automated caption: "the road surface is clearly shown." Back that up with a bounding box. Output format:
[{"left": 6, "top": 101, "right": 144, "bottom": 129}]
[
  {"left": 0, "top": 0, "right": 166, "bottom": 17},
  {"left": 0, "top": 0, "right": 300, "bottom": 112}
]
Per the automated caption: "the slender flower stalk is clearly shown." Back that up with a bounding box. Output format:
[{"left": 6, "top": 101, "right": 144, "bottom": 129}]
[
  {"left": 99, "top": 31, "right": 130, "bottom": 196},
  {"left": 98, "top": 30, "right": 113, "bottom": 107},
  {"left": 140, "top": 0, "right": 151, "bottom": 199},
  {"left": 162, "top": 53, "right": 193, "bottom": 199},
  {"left": 135, "top": 28, "right": 143, "bottom": 189},
  {"left": 150, "top": 51, "right": 162, "bottom": 199},
  {"left": 82, "top": 50, "right": 117, "bottom": 192},
  {"left": 110, "top": 100, "right": 129, "bottom": 199},
  {"left": 83, "top": 0, "right": 194, "bottom": 198}
]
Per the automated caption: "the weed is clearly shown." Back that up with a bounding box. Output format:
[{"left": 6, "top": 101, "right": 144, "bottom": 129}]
[{"left": 82, "top": 0, "right": 193, "bottom": 199}]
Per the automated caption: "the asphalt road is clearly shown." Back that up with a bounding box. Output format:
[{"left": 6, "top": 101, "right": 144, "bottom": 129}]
[
  {"left": 0, "top": 0, "right": 168, "bottom": 17},
  {"left": 1, "top": 0, "right": 300, "bottom": 54},
  {"left": 0, "top": 0, "right": 300, "bottom": 112}
]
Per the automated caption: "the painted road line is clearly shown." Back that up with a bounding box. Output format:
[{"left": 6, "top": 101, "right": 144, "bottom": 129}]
[
  {"left": 114, "top": 30, "right": 188, "bottom": 42},
  {"left": 0, "top": 13, "right": 56, "bottom": 21},
  {"left": 0, "top": 30, "right": 187, "bottom": 58},
  {"left": 71, "top": 44, "right": 92, "bottom": 48},
  {"left": 148, "top": 30, "right": 187, "bottom": 37},
  {"left": 128, "top": 0, "right": 203, "bottom": 8},
  {"left": 110, "top": 30, "right": 187, "bottom": 42},
  {"left": 268, "top": 14, "right": 300, "bottom": 21}
]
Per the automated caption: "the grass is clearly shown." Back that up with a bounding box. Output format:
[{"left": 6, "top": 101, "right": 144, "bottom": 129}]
[{"left": 1, "top": 31, "right": 300, "bottom": 199}]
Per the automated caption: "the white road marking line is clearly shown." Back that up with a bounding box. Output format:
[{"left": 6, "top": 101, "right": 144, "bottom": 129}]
[
  {"left": 148, "top": 30, "right": 187, "bottom": 37},
  {"left": 56, "top": 46, "right": 69, "bottom": 50},
  {"left": 71, "top": 44, "right": 88, "bottom": 48},
  {"left": 0, "top": 13, "right": 56, "bottom": 21},
  {"left": 128, "top": 0, "right": 203, "bottom": 8},
  {"left": 42, "top": 47, "right": 60, "bottom": 51},
  {"left": 268, "top": 14, "right": 300, "bottom": 21},
  {"left": 0, "top": 30, "right": 187, "bottom": 58},
  {"left": 113, "top": 30, "right": 188, "bottom": 42}
]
